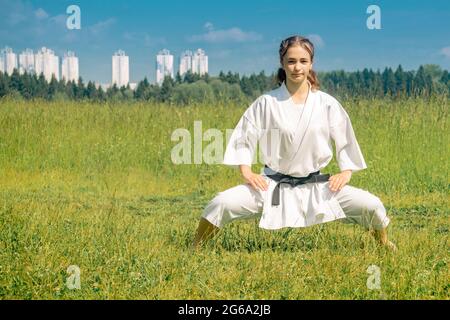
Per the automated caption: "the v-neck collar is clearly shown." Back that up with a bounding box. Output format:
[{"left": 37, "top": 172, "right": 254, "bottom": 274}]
[
  {"left": 278, "top": 80, "right": 317, "bottom": 164},
  {"left": 281, "top": 80, "right": 311, "bottom": 106}
]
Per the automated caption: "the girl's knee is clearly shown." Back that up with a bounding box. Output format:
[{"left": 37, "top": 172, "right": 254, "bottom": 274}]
[
  {"left": 201, "top": 192, "right": 238, "bottom": 228},
  {"left": 210, "top": 191, "right": 235, "bottom": 211},
  {"left": 367, "top": 194, "right": 385, "bottom": 212},
  {"left": 341, "top": 190, "right": 390, "bottom": 230},
  {"left": 364, "top": 194, "right": 390, "bottom": 230},
  {"left": 201, "top": 194, "right": 224, "bottom": 225},
  {"left": 201, "top": 186, "right": 261, "bottom": 228}
]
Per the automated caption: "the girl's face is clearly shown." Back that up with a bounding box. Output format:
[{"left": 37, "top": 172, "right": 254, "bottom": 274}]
[{"left": 282, "top": 44, "right": 313, "bottom": 85}]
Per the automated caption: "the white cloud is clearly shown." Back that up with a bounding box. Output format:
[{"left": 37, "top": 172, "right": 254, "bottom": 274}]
[
  {"left": 49, "top": 14, "right": 67, "bottom": 28},
  {"left": 439, "top": 46, "right": 450, "bottom": 59},
  {"left": 8, "top": 12, "right": 27, "bottom": 25},
  {"left": 187, "top": 24, "right": 263, "bottom": 43},
  {"left": 212, "top": 49, "right": 233, "bottom": 59},
  {"left": 144, "top": 35, "right": 167, "bottom": 47},
  {"left": 123, "top": 32, "right": 136, "bottom": 41},
  {"left": 204, "top": 22, "right": 214, "bottom": 32},
  {"left": 35, "top": 8, "right": 49, "bottom": 20},
  {"left": 89, "top": 18, "right": 116, "bottom": 36},
  {"left": 123, "top": 32, "right": 167, "bottom": 47},
  {"left": 0, "top": 0, "right": 30, "bottom": 26},
  {"left": 61, "top": 17, "right": 116, "bottom": 43},
  {"left": 0, "top": 0, "right": 116, "bottom": 48},
  {"left": 306, "top": 34, "right": 325, "bottom": 49}
]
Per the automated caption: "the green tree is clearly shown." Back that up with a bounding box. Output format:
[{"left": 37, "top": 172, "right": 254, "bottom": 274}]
[
  {"left": 86, "top": 81, "right": 97, "bottom": 100},
  {"left": 47, "top": 75, "right": 59, "bottom": 100},
  {"left": 97, "top": 86, "right": 106, "bottom": 101},
  {"left": 414, "top": 66, "right": 433, "bottom": 96},
  {"left": 404, "top": 71, "right": 414, "bottom": 96},
  {"left": 20, "top": 72, "right": 34, "bottom": 99},
  {"left": 422, "top": 64, "right": 443, "bottom": 82},
  {"left": 36, "top": 73, "right": 48, "bottom": 98},
  {"left": 135, "top": 77, "right": 150, "bottom": 100},
  {"left": 0, "top": 72, "right": 9, "bottom": 97},
  {"left": 240, "top": 76, "right": 254, "bottom": 97},
  {"left": 225, "top": 71, "right": 239, "bottom": 84},
  {"left": 394, "top": 65, "right": 406, "bottom": 97},
  {"left": 147, "top": 84, "right": 161, "bottom": 102},
  {"left": 175, "top": 72, "right": 182, "bottom": 84},
  {"left": 9, "top": 69, "right": 23, "bottom": 94},
  {"left": 107, "top": 84, "right": 119, "bottom": 99},
  {"left": 439, "top": 70, "right": 449, "bottom": 92},
  {"left": 382, "top": 67, "right": 396, "bottom": 96},
  {"left": 201, "top": 72, "right": 210, "bottom": 83},
  {"left": 120, "top": 84, "right": 133, "bottom": 100},
  {"left": 76, "top": 77, "right": 86, "bottom": 99},
  {"left": 65, "top": 80, "right": 77, "bottom": 99},
  {"left": 160, "top": 75, "right": 175, "bottom": 102},
  {"left": 218, "top": 71, "right": 226, "bottom": 82}
]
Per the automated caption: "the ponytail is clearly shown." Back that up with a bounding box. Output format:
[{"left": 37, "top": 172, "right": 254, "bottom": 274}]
[
  {"left": 307, "top": 69, "right": 320, "bottom": 91},
  {"left": 277, "top": 68, "right": 286, "bottom": 86}
]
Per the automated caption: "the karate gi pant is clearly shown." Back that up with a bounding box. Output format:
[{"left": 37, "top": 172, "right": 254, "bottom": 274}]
[{"left": 201, "top": 182, "right": 390, "bottom": 231}]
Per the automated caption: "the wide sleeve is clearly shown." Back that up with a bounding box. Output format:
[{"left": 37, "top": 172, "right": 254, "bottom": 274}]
[
  {"left": 222, "top": 97, "right": 264, "bottom": 167},
  {"left": 328, "top": 98, "right": 367, "bottom": 172}
]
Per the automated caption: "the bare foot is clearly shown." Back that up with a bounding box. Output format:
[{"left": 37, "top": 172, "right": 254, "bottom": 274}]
[
  {"left": 382, "top": 240, "right": 398, "bottom": 252},
  {"left": 368, "top": 229, "right": 397, "bottom": 252}
]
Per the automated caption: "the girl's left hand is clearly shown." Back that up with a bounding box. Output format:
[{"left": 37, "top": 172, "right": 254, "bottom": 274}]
[{"left": 328, "top": 170, "right": 352, "bottom": 192}]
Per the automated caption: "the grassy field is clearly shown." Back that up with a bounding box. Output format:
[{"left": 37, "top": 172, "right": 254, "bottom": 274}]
[{"left": 0, "top": 96, "right": 448, "bottom": 299}]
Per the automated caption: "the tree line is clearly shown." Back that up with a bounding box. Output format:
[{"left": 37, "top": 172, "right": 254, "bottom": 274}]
[
  {"left": 319, "top": 64, "right": 449, "bottom": 98},
  {"left": 0, "top": 64, "right": 448, "bottom": 104}
]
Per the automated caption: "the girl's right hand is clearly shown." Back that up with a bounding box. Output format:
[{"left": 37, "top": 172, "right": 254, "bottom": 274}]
[{"left": 242, "top": 171, "right": 269, "bottom": 191}]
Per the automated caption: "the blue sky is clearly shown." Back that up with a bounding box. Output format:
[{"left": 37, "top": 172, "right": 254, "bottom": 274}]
[{"left": 1, "top": 0, "right": 449, "bottom": 84}]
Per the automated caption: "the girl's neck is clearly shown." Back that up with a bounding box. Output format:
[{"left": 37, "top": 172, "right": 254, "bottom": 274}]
[{"left": 285, "top": 79, "right": 309, "bottom": 97}]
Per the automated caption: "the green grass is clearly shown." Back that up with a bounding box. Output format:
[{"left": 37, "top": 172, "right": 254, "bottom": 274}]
[{"left": 0, "top": 96, "right": 448, "bottom": 299}]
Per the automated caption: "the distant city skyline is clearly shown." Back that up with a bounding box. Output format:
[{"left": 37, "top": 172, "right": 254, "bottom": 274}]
[
  {"left": 0, "top": 0, "right": 449, "bottom": 84},
  {"left": 1, "top": 46, "right": 209, "bottom": 86}
]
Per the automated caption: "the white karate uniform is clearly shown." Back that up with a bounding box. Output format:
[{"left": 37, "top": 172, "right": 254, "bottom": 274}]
[{"left": 202, "top": 81, "right": 390, "bottom": 231}]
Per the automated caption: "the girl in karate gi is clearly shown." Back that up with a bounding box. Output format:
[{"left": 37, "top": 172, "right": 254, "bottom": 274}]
[{"left": 192, "top": 35, "right": 396, "bottom": 251}]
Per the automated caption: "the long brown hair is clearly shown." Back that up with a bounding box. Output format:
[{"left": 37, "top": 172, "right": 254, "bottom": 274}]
[{"left": 277, "top": 35, "right": 320, "bottom": 90}]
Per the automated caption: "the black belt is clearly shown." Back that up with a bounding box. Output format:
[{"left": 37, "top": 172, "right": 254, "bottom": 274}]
[{"left": 264, "top": 165, "right": 330, "bottom": 206}]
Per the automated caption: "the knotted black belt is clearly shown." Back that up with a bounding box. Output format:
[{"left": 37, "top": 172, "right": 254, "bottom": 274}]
[{"left": 264, "top": 165, "right": 330, "bottom": 206}]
